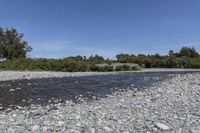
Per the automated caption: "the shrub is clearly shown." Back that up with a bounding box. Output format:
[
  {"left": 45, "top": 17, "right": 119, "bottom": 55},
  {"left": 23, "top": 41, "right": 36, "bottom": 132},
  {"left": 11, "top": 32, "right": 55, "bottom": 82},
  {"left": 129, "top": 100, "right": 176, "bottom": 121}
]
[
  {"left": 121, "top": 65, "right": 131, "bottom": 71},
  {"left": 89, "top": 65, "right": 101, "bottom": 72},
  {"left": 131, "top": 66, "right": 139, "bottom": 70},
  {"left": 115, "top": 66, "right": 122, "bottom": 71},
  {"left": 115, "top": 65, "right": 131, "bottom": 71},
  {"left": 101, "top": 66, "right": 114, "bottom": 72}
]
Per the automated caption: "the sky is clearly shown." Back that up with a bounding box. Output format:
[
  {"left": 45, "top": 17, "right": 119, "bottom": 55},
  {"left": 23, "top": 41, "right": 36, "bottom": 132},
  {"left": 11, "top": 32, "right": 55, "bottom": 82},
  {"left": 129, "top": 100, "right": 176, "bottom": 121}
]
[{"left": 0, "top": 0, "right": 200, "bottom": 59}]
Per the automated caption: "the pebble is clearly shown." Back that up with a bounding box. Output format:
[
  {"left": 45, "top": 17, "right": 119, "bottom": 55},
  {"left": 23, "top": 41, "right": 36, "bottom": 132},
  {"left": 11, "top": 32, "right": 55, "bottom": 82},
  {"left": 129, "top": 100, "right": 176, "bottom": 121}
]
[
  {"left": 155, "top": 123, "right": 170, "bottom": 130},
  {"left": 189, "top": 128, "right": 200, "bottom": 133},
  {"left": 152, "top": 127, "right": 158, "bottom": 132},
  {"left": 58, "top": 121, "right": 65, "bottom": 126},
  {"left": 104, "top": 126, "right": 112, "bottom": 132},
  {"left": 76, "top": 122, "right": 81, "bottom": 127},
  {"left": 92, "top": 96, "right": 97, "bottom": 100},
  {"left": 9, "top": 89, "right": 15, "bottom": 92},
  {"left": 32, "top": 125, "right": 40, "bottom": 131},
  {"left": 42, "top": 126, "right": 48, "bottom": 131},
  {"left": 27, "top": 83, "right": 32, "bottom": 86},
  {"left": 122, "top": 131, "right": 130, "bottom": 133},
  {"left": 90, "top": 128, "right": 96, "bottom": 133}
]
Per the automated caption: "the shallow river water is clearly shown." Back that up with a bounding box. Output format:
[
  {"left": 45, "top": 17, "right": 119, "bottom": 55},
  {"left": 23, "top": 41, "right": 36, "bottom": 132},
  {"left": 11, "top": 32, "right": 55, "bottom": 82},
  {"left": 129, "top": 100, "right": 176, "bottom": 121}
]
[{"left": 0, "top": 71, "right": 199, "bottom": 110}]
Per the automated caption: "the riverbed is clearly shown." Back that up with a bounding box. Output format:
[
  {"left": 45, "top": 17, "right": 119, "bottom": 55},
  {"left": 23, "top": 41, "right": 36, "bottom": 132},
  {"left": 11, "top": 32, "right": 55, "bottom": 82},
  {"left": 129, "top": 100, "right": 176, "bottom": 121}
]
[
  {"left": 0, "top": 71, "right": 196, "bottom": 110},
  {"left": 0, "top": 71, "right": 199, "bottom": 132}
]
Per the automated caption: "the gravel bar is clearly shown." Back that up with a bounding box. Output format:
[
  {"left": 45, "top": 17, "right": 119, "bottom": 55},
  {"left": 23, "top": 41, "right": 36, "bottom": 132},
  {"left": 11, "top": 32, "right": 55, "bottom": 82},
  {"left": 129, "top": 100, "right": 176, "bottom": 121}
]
[
  {"left": 0, "top": 72, "right": 200, "bottom": 132},
  {"left": 0, "top": 71, "right": 119, "bottom": 81},
  {"left": 0, "top": 69, "right": 200, "bottom": 81}
]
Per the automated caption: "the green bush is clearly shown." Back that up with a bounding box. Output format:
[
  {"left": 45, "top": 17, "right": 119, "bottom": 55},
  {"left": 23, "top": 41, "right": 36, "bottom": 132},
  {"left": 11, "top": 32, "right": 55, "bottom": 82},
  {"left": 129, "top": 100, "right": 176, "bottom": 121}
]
[
  {"left": 0, "top": 58, "right": 90, "bottom": 72},
  {"left": 121, "top": 65, "right": 131, "bottom": 71},
  {"left": 115, "top": 65, "right": 131, "bottom": 71},
  {"left": 115, "top": 66, "right": 122, "bottom": 71},
  {"left": 101, "top": 66, "right": 114, "bottom": 72},
  {"left": 89, "top": 65, "right": 101, "bottom": 72},
  {"left": 131, "top": 66, "right": 139, "bottom": 70}
]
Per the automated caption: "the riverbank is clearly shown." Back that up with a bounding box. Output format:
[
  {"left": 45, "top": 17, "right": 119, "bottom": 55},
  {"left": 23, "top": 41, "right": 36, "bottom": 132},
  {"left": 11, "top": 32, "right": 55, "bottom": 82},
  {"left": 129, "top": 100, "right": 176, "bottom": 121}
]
[
  {"left": 0, "top": 71, "right": 118, "bottom": 81},
  {"left": 0, "top": 68, "right": 200, "bottom": 81},
  {"left": 0, "top": 72, "right": 199, "bottom": 132},
  {"left": 141, "top": 68, "right": 200, "bottom": 72}
]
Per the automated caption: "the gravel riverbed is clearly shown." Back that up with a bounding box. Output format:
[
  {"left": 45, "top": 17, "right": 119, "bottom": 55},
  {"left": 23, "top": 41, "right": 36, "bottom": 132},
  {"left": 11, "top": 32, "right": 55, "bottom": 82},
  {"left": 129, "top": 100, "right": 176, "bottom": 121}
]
[
  {"left": 0, "top": 71, "right": 119, "bottom": 81},
  {"left": 0, "top": 69, "right": 199, "bottom": 81},
  {"left": 0, "top": 72, "right": 200, "bottom": 132}
]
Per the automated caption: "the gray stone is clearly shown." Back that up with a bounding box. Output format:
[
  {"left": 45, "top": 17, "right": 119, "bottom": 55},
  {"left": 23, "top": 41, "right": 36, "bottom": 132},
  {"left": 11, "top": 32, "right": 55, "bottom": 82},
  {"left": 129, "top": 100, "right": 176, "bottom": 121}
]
[
  {"left": 57, "top": 121, "right": 65, "bottom": 126},
  {"left": 104, "top": 126, "right": 112, "bottom": 132},
  {"left": 92, "top": 96, "right": 97, "bottom": 100},
  {"left": 9, "top": 89, "right": 15, "bottom": 92},
  {"left": 155, "top": 123, "right": 170, "bottom": 130},
  {"left": 189, "top": 128, "right": 200, "bottom": 133},
  {"left": 32, "top": 125, "right": 40, "bottom": 131},
  {"left": 152, "top": 127, "right": 158, "bottom": 132}
]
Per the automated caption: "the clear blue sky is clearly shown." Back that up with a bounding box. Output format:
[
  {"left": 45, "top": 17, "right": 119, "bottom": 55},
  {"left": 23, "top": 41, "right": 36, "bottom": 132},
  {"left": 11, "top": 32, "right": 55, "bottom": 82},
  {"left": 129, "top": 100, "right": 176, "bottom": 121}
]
[{"left": 0, "top": 0, "right": 200, "bottom": 59}]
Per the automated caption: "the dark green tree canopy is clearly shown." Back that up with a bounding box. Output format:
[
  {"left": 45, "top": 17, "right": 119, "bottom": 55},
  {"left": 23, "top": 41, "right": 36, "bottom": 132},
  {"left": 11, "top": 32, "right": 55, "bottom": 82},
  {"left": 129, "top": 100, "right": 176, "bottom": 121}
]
[
  {"left": 0, "top": 27, "right": 32, "bottom": 59},
  {"left": 179, "top": 47, "right": 199, "bottom": 58},
  {"left": 88, "top": 54, "right": 104, "bottom": 64}
]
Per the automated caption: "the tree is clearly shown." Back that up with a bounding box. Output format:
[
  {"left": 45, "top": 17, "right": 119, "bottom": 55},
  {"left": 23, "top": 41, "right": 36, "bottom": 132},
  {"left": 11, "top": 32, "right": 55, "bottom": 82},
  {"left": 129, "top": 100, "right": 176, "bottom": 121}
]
[
  {"left": 179, "top": 47, "right": 199, "bottom": 58},
  {"left": 88, "top": 54, "right": 104, "bottom": 64},
  {"left": 0, "top": 27, "right": 32, "bottom": 59},
  {"left": 169, "top": 50, "right": 174, "bottom": 56},
  {"left": 154, "top": 53, "right": 161, "bottom": 58},
  {"left": 116, "top": 53, "right": 129, "bottom": 61}
]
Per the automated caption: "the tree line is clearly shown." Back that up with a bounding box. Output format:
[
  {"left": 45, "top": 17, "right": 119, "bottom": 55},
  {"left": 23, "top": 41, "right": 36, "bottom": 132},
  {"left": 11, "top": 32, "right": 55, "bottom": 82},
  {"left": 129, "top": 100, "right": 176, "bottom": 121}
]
[
  {"left": 0, "top": 27, "right": 200, "bottom": 71},
  {"left": 116, "top": 47, "right": 200, "bottom": 68}
]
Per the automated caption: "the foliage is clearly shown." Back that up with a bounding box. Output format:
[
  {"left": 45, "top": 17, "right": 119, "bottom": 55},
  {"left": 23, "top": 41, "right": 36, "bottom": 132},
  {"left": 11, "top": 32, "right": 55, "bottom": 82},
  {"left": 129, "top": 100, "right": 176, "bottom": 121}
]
[
  {"left": 100, "top": 65, "right": 114, "bottom": 72},
  {"left": 0, "top": 58, "right": 88, "bottom": 72},
  {"left": 0, "top": 27, "right": 32, "bottom": 59},
  {"left": 88, "top": 55, "right": 105, "bottom": 64},
  {"left": 88, "top": 64, "right": 101, "bottom": 72},
  {"left": 179, "top": 47, "right": 199, "bottom": 58},
  {"left": 115, "top": 65, "right": 131, "bottom": 71},
  {"left": 0, "top": 46, "right": 200, "bottom": 71},
  {"left": 116, "top": 47, "right": 200, "bottom": 69}
]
